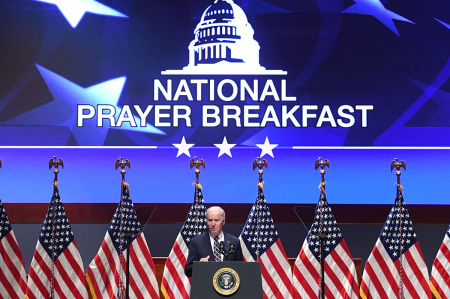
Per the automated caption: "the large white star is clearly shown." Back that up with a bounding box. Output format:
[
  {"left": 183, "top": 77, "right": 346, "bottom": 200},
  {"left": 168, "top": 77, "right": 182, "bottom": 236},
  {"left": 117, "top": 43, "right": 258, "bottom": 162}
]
[
  {"left": 435, "top": 18, "right": 450, "bottom": 30},
  {"left": 173, "top": 136, "right": 194, "bottom": 157},
  {"left": 214, "top": 136, "right": 236, "bottom": 157},
  {"left": 3, "top": 64, "right": 165, "bottom": 145},
  {"left": 33, "top": 0, "right": 128, "bottom": 28},
  {"left": 255, "top": 137, "right": 278, "bottom": 158},
  {"left": 342, "top": 0, "right": 414, "bottom": 36}
]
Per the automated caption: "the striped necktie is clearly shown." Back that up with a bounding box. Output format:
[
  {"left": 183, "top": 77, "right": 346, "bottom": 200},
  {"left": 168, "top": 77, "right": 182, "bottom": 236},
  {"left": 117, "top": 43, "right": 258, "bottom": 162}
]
[{"left": 213, "top": 236, "right": 221, "bottom": 262}]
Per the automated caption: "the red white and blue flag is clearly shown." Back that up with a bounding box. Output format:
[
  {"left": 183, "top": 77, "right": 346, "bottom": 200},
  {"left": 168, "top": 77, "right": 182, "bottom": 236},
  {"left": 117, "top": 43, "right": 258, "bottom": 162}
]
[
  {"left": 239, "top": 183, "right": 294, "bottom": 299},
  {"left": 0, "top": 199, "right": 27, "bottom": 299},
  {"left": 293, "top": 188, "right": 359, "bottom": 298},
  {"left": 360, "top": 185, "right": 431, "bottom": 298},
  {"left": 430, "top": 224, "right": 450, "bottom": 299},
  {"left": 161, "top": 183, "right": 207, "bottom": 299},
  {"left": 25, "top": 184, "right": 88, "bottom": 299},
  {"left": 86, "top": 182, "right": 159, "bottom": 298}
]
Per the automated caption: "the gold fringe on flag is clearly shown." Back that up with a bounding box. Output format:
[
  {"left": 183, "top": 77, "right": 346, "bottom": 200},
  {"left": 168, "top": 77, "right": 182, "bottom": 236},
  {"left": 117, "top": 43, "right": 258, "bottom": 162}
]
[{"left": 122, "top": 181, "right": 130, "bottom": 192}]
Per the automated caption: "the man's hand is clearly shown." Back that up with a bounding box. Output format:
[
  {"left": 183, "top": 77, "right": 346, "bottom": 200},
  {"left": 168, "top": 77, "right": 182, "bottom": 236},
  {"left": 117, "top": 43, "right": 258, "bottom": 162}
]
[{"left": 200, "top": 255, "right": 210, "bottom": 262}]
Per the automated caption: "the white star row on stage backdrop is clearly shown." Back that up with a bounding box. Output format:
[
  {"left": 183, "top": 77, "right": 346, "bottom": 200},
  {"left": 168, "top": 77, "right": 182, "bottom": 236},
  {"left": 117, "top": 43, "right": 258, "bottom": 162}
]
[{"left": 173, "top": 136, "right": 278, "bottom": 158}]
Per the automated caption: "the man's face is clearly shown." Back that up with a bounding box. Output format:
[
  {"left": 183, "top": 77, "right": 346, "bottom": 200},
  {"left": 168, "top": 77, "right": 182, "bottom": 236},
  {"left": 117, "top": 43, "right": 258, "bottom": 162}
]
[{"left": 206, "top": 208, "right": 225, "bottom": 237}]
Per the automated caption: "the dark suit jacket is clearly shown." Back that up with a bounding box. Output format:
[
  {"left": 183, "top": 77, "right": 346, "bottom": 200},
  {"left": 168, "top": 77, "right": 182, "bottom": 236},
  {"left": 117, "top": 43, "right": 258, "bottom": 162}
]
[{"left": 184, "top": 231, "right": 244, "bottom": 277}]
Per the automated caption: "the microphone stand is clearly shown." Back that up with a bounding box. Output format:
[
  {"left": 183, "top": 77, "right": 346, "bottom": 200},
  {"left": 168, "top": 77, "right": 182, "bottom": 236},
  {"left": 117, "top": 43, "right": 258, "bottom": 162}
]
[
  {"left": 121, "top": 205, "right": 157, "bottom": 299},
  {"left": 220, "top": 242, "right": 235, "bottom": 261},
  {"left": 122, "top": 232, "right": 134, "bottom": 299},
  {"left": 318, "top": 233, "right": 327, "bottom": 299}
]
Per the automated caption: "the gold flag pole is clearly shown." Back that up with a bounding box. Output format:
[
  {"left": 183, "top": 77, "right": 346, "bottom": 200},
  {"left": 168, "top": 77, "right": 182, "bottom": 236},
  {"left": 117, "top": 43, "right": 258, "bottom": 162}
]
[
  {"left": 253, "top": 157, "right": 268, "bottom": 186},
  {"left": 49, "top": 156, "right": 64, "bottom": 190},
  {"left": 391, "top": 158, "right": 406, "bottom": 299},
  {"left": 115, "top": 157, "right": 130, "bottom": 183},
  {"left": 48, "top": 156, "right": 63, "bottom": 299},
  {"left": 190, "top": 156, "right": 205, "bottom": 185},
  {"left": 315, "top": 157, "right": 329, "bottom": 299},
  {"left": 252, "top": 157, "right": 268, "bottom": 260},
  {"left": 390, "top": 158, "right": 406, "bottom": 187},
  {"left": 190, "top": 157, "right": 205, "bottom": 235},
  {"left": 115, "top": 157, "right": 131, "bottom": 299},
  {"left": 315, "top": 157, "right": 329, "bottom": 193}
]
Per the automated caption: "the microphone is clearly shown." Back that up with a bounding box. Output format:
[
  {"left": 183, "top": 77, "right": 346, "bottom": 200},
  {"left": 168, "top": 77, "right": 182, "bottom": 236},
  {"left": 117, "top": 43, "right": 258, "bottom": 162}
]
[
  {"left": 219, "top": 241, "right": 225, "bottom": 254},
  {"left": 220, "top": 241, "right": 235, "bottom": 261},
  {"left": 229, "top": 243, "right": 235, "bottom": 254},
  {"left": 293, "top": 206, "right": 314, "bottom": 235}
]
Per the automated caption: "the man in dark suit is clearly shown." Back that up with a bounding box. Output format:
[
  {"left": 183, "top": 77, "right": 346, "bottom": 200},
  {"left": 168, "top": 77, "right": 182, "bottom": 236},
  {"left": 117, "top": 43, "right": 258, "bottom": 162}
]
[{"left": 184, "top": 206, "right": 244, "bottom": 277}]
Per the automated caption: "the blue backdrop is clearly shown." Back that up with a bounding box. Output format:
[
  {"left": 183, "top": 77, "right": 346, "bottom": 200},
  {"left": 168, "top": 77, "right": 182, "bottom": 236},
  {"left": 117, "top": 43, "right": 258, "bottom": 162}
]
[{"left": 1, "top": 0, "right": 450, "bottom": 203}]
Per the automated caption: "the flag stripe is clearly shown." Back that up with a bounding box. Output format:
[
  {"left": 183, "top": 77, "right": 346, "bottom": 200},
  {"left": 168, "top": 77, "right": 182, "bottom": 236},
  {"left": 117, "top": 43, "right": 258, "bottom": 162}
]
[
  {"left": 372, "top": 243, "right": 399, "bottom": 294},
  {"left": 86, "top": 264, "right": 104, "bottom": 298},
  {"left": 161, "top": 184, "right": 206, "bottom": 299},
  {"left": 328, "top": 244, "right": 358, "bottom": 297},
  {"left": 432, "top": 258, "right": 450, "bottom": 297},
  {"left": 404, "top": 243, "right": 430, "bottom": 297},
  {"left": 264, "top": 241, "right": 294, "bottom": 297},
  {"left": 336, "top": 244, "right": 359, "bottom": 296},
  {"left": 87, "top": 183, "right": 159, "bottom": 299},
  {"left": 293, "top": 195, "right": 358, "bottom": 299},
  {"left": 360, "top": 191, "right": 431, "bottom": 298},
  {"left": 293, "top": 245, "right": 319, "bottom": 298},
  {"left": 0, "top": 263, "right": 16, "bottom": 299},
  {"left": 27, "top": 245, "right": 52, "bottom": 298},
  {"left": 0, "top": 201, "right": 27, "bottom": 299},
  {"left": 164, "top": 253, "right": 189, "bottom": 298},
  {"left": 431, "top": 231, "right": 450, "bottom": 299},
  {"left": 130, "top": 235, "right": 159, "bottom": 298},
  {"left": 54, "top": 253, "right": 83, "bottom": 298},
  {"left": 0, "top": 232, "right": 27, "bottom": 296},
  {"left": 27, "top": 267, "right": 46, "bottom": 299},
  {"left": 260, "top": 250, "right": 282, "bottom": 298},
  {"left": 94, "top": 235, "right": 119, "bottom": 297},
  {"left": 25, "top": 187, "right": 88, "bottom": 299},
  {"left": 240, "top": 186, "right": 294, "bottom": 299},
  {"left": 327, "top": 252, "right": 351, "bottom": 299},
  {"left": 361, "top": 259, "right": 387, "bottom": 298},
  {"left": 127, "top": 265, "right": 144, "bottom": 299},
  {"left": 430, "top": 275, "right": 447, "bottom": 299}
]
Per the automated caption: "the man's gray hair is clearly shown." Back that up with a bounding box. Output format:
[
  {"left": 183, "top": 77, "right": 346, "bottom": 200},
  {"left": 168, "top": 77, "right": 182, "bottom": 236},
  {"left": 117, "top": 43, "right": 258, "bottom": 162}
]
[{"left": 206, "top": 206, "right": 225, "bottom": 219}]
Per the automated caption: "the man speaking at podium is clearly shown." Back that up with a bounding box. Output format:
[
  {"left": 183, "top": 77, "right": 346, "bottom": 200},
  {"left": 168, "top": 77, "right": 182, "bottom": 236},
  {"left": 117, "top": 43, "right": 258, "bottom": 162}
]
[{"left": 185, "top": 206, "right": 244, "bottom": 277}]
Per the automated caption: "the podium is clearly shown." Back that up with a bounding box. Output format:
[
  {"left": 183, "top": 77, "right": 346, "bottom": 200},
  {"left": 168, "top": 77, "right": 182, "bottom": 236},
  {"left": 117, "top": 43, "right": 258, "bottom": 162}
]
[{"left": 190, "top": 261, "right": 263, "bottom": 298}]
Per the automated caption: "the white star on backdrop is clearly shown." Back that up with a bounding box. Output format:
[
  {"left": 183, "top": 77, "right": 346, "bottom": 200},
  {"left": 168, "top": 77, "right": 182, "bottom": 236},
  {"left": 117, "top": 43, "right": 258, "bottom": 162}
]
[
  {"left": 3, "top": 64, "right": 165, "bottom": 145},
  {"left": 435, "top": 18, "right": 450, "bottom": 30},
  {"left": 214, "top": 136, "right": 236, "bottom": 157},
  {"left": 256, "top": 137, "right": 278, "bottom": 158},
  {"left": 33, "top": 0, "right": 128, "bottom": 28},
  {"left": 173, "top": 136, "right": 194, "bottom": 157},
  {"left": 342, "top": 0, "right": 414, "bottom": 36}
]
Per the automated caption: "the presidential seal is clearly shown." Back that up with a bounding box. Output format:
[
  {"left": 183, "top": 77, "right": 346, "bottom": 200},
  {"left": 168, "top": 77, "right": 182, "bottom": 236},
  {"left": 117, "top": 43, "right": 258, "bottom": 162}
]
[{"left": 212, "top": 267, "right": 240, "bottom": 295}]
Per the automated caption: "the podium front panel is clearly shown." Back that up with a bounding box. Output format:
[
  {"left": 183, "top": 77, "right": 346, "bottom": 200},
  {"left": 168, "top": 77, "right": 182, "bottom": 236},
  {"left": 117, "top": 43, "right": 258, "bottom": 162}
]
[{"left": 190, "top": 261, "right": 263, "bottom": 298}]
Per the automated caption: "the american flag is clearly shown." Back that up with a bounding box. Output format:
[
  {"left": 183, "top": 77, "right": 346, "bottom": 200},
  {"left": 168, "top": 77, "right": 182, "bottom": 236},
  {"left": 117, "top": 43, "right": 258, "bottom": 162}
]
[
  {"left": 25, "top": 183, "right": 88, "bottom": 299},
  {"left": 0, "top": 199, "right": 27, "bottom": 298},
  {"left": 360, "top": 185, "right": 431, "bottom": 299},
  {"left": 86, "top": 182, "right": 159, "bottom": 298},
  {"left": 292, "top": 187, "right": 359, "bottom": 298},
  {"left": 161, "top": 183, "right": 207, "bottom": 299},
  {"left": 239, "top": 183, "right": 294, "bottom": 299},
  {"left": 430, "top": 224, "right": 450, "bottom": 299}
]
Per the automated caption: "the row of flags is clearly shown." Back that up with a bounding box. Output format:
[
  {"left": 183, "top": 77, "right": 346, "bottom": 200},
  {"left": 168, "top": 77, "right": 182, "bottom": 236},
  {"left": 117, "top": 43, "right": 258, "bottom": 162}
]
[{"left": 0, "top": 179, "right": 449, "bottom": 298}]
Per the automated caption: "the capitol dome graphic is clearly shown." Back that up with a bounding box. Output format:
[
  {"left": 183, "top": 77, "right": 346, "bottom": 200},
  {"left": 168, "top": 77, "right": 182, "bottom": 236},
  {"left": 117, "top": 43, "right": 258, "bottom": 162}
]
[{"left": 162, "top": 0, "right": 286, "bottom": 75}]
